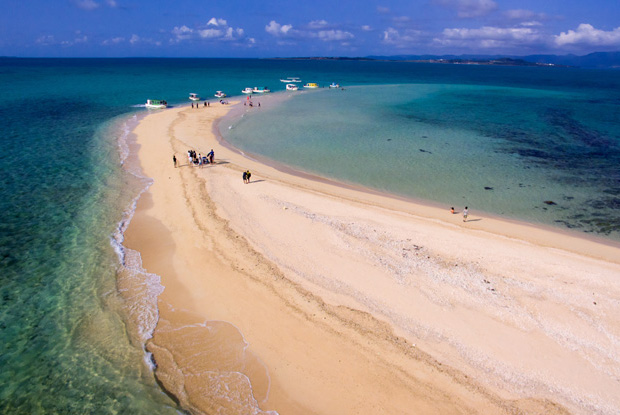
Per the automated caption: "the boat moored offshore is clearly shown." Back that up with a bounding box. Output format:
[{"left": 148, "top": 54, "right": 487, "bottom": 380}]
[
  {"left": 280, "top": 77, "right": 301, "bottom": 83},
  {"left": 286, "top": 84, "right": 299, "bottom": 91},
  {"left": 252, "top": 86, "right": 270, "bottom": 93},
  {"left": 214, "top": 91, "right": 227, "bottom": 98},
  {"left": 303, "top": 83, "right": 319, "bottom": 89},
  {"left": 242, "top": 87, "right": 254, "bottom": 94},
  {"left": 189, "top": 93, "right": 200, "bottom": 101},
  {"left": 145, "top": 99, "right": 168, "bottom": 109}
]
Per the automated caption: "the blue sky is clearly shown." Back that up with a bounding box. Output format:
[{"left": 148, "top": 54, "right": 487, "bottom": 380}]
[{"left": 2, "top": 0, "right": 619, "bottom": 57}]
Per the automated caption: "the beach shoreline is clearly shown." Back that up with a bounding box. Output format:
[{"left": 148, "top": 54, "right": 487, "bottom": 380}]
[{"left": 123, "top": 102, "right": 620, "bottom": 415}]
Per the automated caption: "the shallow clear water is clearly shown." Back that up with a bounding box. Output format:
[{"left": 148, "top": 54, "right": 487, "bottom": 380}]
[{"left": 1, "top": 58, "right": 619, "bottom": 414}]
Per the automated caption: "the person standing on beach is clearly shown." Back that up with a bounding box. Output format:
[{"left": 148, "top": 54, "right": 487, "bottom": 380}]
[
  {"left": 173, "top": 155, "right": 177, "bottom": 168},
  {"left": 208, "top": 149, "right": 214, "bottom": 164},
  {"left": 246, "top": 170, "right": 252, "bottom": 183},
  {"left": 242, "top": 171, "right": 248, "bottom": 184},
  {"left": 463, "top": 207, "right": 469, "bottom": 222}
]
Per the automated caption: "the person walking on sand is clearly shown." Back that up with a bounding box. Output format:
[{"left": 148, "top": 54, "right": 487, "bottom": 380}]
[
  {"left": 242, "top": 171, "right": 248, "bottom": 184},
  {"left": 173, "top": 155, "right": 177, "bottom": 168},
  {"left": 463, "top": 206, "right": 469, "bottom": 222},
  {"left": 246, "top": 170, "right": 252, "bottom": 183},
  {"left": 208, "top": 149, "right": 214, "bottom": 164}
]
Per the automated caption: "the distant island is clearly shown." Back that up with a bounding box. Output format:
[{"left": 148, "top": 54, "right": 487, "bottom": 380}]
[
  {"left": 382, "top": 57, "right": 560, "bottom": 67},
  {"left": 271, "top": 51, "right": 620, "bottom": 69},
  {"left": 272, "top": 56, "right": 551, "bottom": 66}
]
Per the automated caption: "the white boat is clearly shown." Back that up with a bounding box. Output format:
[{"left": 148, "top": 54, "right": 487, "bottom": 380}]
[
  {"left": 252, "top": 86, "right": 270, "bottom": 93},
  {"left": 145, "top": 99, "right": 168, "bottom": 109},
  {"left": 328, "top": 83, "right": 340, "bottom": 88},
  {"left": 286, "top": 84, "right": 299, "bottom": 91},
  {"left": 280, "top": 77, "right": 301, "bottom": 83},
  {"left": 214, "top": 91, "right": 227, "bottom": 98},
  {"left": 303, "top": 83, "right": 319, "bottom": 89},
  {"left": 242, "top": 87, "right": 253, "bottom": 94},
  {"left": 189, "top": 93, "right": 200, "bottom": 101}
]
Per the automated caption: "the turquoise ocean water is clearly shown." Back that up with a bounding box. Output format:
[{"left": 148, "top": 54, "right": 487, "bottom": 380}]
[{"left": 1, "top": 58, "right": 619, "bottom": 414}]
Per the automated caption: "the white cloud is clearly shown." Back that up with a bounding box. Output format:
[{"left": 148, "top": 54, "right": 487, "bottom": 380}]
[
  {"left": 172, "top": 25, "right": 194, "bottom": 41},
  {"left": 59, "top": 35, "right": 87, "bottom": 46},
  {"left": 265, "top": 20, "right": 355, "bottom": 46},
  {"left": 125, "top": 34, "right": 160, "bottom": 46},
  {"left": 555, "top": 24, "right": 620, "bottom": 47},
  {"left": 317, "top": 30, "right": 354, "bottom": 41},
  {"left": 503, "top": 9, "right": 547, "bottom": 28},
  {"left": 382, "top": 27, "right": 423, "bottom": 48},
  {"left": 171, "top": 19, "right": 250, "bottom": 45},
  {"left": 377, "top": 6, "right": 390, "bottom": 14},
  {"left": 199, "top": 28, "right": 222, "bottom": 39},
  {"left": 265, "top": 21, "right": 294, "bottom": 36},
  {"left": 36, "top": 32, "right": 90, "bottom": 47},
  {"left": 308, "top": 20, "right": 328, "bottom": 29},
  {"left": 207, "top": 18, "right": 227, "bottom": 27},
  {"left": 436, "top": 0, "right": 497, "bottom": 18},
  {"left": 102, "top": 37, "right": 124, "bottom": 45},
  {"left": 361, "top": 25, "right": 373, "bottom": 32},
  {"left": 106, "top": 0, "right": 117, "bottom": 7},
  {"left": 520, "top": 21, "right": 542, "bottom": 27},
  {"left": 442, "top": 26, "right": 534, "bottom": 40},
  {"left": 224, "top": 27, "right": 237, "bottom": 39},
  {"left": 435, "top": 25, "right": 541, "bottom": 49}
]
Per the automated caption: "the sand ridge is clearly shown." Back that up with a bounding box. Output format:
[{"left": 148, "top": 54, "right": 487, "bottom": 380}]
[{"left": 123, "top": 103, "right": 620, "bottom": 415}]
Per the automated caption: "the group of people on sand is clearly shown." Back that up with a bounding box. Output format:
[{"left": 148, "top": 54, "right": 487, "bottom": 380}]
[
  {"left": 191, "top": 102, "right": 210, "bottom": 108},
  {"left": 172, "top": 149, "right": 215, "bottom": 168},
  {"left": 174, "top": 151, "right": 254, "bottom": 185},
  {"left": 450, "top": 206, "right": 469, "bottom": 222}
]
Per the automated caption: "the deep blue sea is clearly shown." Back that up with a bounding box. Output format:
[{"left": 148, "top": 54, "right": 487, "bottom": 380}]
[{"left": 1, "top": 58, "right": 619, "bottom": 414}]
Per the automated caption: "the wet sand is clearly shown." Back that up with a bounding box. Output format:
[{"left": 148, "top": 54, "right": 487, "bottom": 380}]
[{"left": 123, "top": 103, "right": 620, "bottom": 415}]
